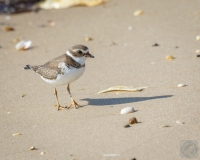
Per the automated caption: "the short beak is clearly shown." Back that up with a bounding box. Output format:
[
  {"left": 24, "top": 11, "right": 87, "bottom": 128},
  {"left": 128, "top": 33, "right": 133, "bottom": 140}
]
[{"left": 85, "top": 53, "right": 94, "bottom": 58}]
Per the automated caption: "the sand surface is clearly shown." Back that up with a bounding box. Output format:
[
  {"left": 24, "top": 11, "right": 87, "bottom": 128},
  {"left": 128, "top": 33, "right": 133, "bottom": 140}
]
[{"left": 0, "top": 0, "right": 200, "bottom": 159}]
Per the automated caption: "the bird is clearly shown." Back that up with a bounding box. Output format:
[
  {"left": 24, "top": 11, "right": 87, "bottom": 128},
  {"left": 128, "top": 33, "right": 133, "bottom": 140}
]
[{"left": 23, "top": 44, "right": 94, "bottom": 111}]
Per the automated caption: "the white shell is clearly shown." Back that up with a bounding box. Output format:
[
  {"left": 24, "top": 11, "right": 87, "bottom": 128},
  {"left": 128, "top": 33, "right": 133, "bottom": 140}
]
[
  {"left": 177, "top": 84, "right": 187, "bottom": 87},
  {"left": 120, "top": 107, "right": 135, "bottom": 114},
  {"left": 15, "top": 40, "right": 32, "bottom": 50}
]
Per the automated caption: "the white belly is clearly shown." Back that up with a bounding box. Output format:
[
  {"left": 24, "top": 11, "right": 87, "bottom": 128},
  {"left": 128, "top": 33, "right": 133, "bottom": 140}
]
[{"left": 41, "top": 67, "right": 85, "bottom": 86}]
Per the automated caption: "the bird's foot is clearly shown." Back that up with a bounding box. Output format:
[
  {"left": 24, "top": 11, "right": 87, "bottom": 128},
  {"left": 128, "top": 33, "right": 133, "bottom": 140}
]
[
  {"left": 54, "top": 104, "right": 68, "bottom": 111},
  {"left": 67, "top": 99, "right": 81, "bottom": 109}
]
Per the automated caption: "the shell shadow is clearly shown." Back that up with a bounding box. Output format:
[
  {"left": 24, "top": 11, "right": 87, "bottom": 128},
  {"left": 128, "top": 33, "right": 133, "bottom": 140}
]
[{"left": 81, "top": 95, "right": 173, "bottom": 106}]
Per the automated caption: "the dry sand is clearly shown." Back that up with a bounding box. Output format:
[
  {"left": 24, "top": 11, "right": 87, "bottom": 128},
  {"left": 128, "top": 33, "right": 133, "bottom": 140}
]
[{"left": 0, "top": 0, "right": 200, "bottom": 159}]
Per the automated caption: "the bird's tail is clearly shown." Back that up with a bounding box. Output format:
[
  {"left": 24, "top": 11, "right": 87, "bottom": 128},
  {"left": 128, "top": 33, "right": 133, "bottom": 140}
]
[
  {"left": 23, "top": 65, "right": 31, "bottom": 70},
  {"left": 23, "top": 65, "right": 41, "bottom": 72}
]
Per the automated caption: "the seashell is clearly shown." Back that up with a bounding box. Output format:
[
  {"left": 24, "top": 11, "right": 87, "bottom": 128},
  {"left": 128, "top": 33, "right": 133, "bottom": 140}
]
[
  {"left": 120, "top": 107, "right": 135, "bottom": 114},
  {"left": 134, "top": 10, "right": 143, "bottom": 16},
  {"left": 30, "top": 146, "right": 36, "bottom": 150},
  {"left": 12, "top": 133, "right": 21, "bottom": 136},
  {"left": 177, "top": 84, "right": 187, "bottom": 87},
  {"left": 129, "top": 117, "right": 138, "bottom": 124},
  {"left": 15, "top": 40, "right": 32, "bottom": 50},
  {"left": 165, "top": 55, "right": 175, "bottom": 60}
]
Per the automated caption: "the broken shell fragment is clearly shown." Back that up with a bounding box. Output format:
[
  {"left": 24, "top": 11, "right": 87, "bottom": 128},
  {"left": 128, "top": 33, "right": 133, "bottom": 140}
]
[
  {"left": 134, "top": 10, "right": 143, "bottom": 16},
  {"left": 12, "top": 133, "right": 21, "bottom": 136},
  {"left": 165, "top": 55, "right": 175, "bottom": 60},
  {"left": 85, "top": 37, "right": 93, "bottom": 41},
  {"left": 120, "top": 107, "right": 135, "bottom": 114},
  {"left": 15, "top": 40, "right": 32, "bottom": 50},
  {"left": 4, "top": 26, "right": 14, "bottom": 31},
  {"left": 30, "top": 146, "right": 36, "bottom": 150},
  {"left": 40, "top": 151, "right": 45, "bottom": 155},
  {"left": 177, "top": 84, "right": 187, "bottom": 87},
  {"left": 129, "top": 117, "right": 138, "bottom": 124}
]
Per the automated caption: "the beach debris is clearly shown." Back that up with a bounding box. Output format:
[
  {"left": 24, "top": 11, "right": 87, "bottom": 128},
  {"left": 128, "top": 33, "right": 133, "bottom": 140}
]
[
  {"left": 40, "top": 151, "right": 45, "bottom": 155},
  {"left": 40, "top": 0, "right": 107, "bottom": 9},
  {"left": 129, "top": 117, "right": 138, "bottom": 124},
  {"left": 165, "top": 55, "right": 175, "bottom": 60},
  {"left": 13, "top": 38, "right": 20, "bottom": 43},
  {"left": 12, "top": 133, "right": 21, "bottom": 136},
  {"left": 177, "top": 84, "right": 187, "bottom": 87},
  {"left": 128, "top": 26, "right": 132, "bottom": 30},
  {"left": 197, "top": 55, "right": 200, "bottom": 57},
  {"left": 160, "top": 125, "right": 171, "bottom": 128},
  {"left": 48, "top": 20, "right": 56, "bottom": 26},
  {"left": 176, "top": 120, "right": 185, "bottom": 125},
  {"left": 121, "top": 107, "right": 135, "bottom": 114},
  {"left": 196, "top": 35, "right": 200, "bottom": 41},
  {"left": 134, "top": 10, "right": 143, "bottom": 16},
  {"left": 124, "top": 124, "right": 131, "bottom": 128},
  {"left": 22, "top": 94, "right": 27, "bottom": 97},
  {"left": 98, "top": 86, "right": 148, "bottom": 94},
  {"left": 196, "top": 50, "right": 200, "bottom": 54},
  {"left": 30, "top": 146, "right": 36, "bottom": 150},
  {"left": 152, "top": 43, "right": 159, "bottom": 47},
  {"left": 85, "top": 37, "right": 93, "bottom": 41},
  {"left": 4, "top": 26, "right": 14, "bottom": 31},
  {"left": 15, "top": 40, "right": 32, "bottom": 50}
]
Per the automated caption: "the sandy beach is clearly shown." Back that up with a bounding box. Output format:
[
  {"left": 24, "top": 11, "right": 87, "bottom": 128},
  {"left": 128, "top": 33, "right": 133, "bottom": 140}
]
[{"left": 0, "top": 0, "right": 200, "bottom": 159}]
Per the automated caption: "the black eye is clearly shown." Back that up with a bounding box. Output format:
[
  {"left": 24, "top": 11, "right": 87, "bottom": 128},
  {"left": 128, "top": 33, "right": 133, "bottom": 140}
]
[{"left": 77, "top": 50, "right": 82, "bottom": 54}]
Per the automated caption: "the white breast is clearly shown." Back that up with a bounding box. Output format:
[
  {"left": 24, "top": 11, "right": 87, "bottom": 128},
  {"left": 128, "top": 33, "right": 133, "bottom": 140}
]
[{"left": 41, "top": 63, "right": 85, "bottom": 86}]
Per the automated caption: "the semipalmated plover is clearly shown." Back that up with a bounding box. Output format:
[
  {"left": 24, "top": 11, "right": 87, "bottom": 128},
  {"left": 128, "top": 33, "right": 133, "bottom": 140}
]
[{"left": 24, "top": 44, "right": 94, "bottom": 111}]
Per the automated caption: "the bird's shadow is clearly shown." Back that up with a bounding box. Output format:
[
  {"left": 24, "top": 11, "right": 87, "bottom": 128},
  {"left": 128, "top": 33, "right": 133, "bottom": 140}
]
[{"left": 81, "top": 95, "right": 173, "bottom": 106}]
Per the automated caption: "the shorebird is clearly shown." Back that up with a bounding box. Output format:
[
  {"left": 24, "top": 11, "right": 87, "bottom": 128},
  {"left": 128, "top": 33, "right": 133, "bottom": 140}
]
[{"left": 24, "top": 44, "right": 94, "bottom": 111}]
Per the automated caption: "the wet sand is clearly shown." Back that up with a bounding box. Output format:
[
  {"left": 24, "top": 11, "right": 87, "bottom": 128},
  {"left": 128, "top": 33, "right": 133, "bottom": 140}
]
[{"left": 0, "top": 0, "right": 200, "bottom": 159}]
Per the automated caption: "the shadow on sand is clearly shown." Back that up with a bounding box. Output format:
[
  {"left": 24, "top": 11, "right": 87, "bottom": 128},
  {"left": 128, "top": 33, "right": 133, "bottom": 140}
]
[{"left": 81, "top": 95, "right": 173, "bottom": 106}]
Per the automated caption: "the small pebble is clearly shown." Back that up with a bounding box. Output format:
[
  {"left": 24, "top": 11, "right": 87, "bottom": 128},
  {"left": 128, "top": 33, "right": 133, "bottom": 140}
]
[
  {"left": 197, "top": 55, "right": 200, "bottom": 57},
  {"left": 128, "top": 26, "right": 132, "bottom": 30},
  {"left": 85, "top": 37, "right": 92, "bottom": 41},
  {"left": 129, "top": 117, "right": 138, "bottom": 124},
  {"left": 160, "top": 125, "right": 171, "bottom": 128},
  {"left": 4, "top": 26, "right": 14, "bottom": 31},
  {"left": 176, "top": 120, "right": 185, "bottom": 125},
  {"left": 124, "top": 124, "right": 131, "bottom": 128},
  {"left": 120, "top": 107, "right": 135, "bottom": 114},
  {"left": 196, "top": 50, "right": 200, "bottom": 54},
  {"left": 152, "top": 43, "right": 159, "bottom": 47},
  {"left": 40, "top": 151, "right": 45, "bottom": 155},
  {"left": 165, "top": 55, "right": 175, "bottom": 60},
  {"left": 196, "top": 35, "right": 200, "bottom": 41},
  {"left": 12, "top": 133, "right": 21, "bottom": 136},
  {"left": 22, "top": 94, "right": 27, "bottom": 97},
  {"left": 134, "top": 10, "right": 143, "bottom": 16},
  {"left": 177, "top": 84, "right": 187, "bottom": 87},
  {"left": 30, "top": 146, "right": 36, "bottom": 150}
]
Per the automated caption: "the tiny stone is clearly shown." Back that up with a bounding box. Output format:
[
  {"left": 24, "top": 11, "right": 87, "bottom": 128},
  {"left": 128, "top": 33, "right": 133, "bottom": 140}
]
[
  {"left": 160, "top": 125, "right": 171, "bottom": 128},
  {"left": 196, "top": 35, "right": 200, "bottom": 41},
  {"left": 85, "top": 37, "right": 92, "bottom": 41},
  {"left": 129, "top": 117, "right": 138, "bottom": 124},
  {"left": 197, "top": 55, "right": 200, "bottom": 57},
  {"left": 152, "top": 43, "right": 159, "bottom": 47},
  {"left": 4, "top": 26, "right": 14, "bottom": 31},
  {"left": 40, "top": 151, "right": 45, "bottom": 155},
  {"left": 30, "top": 146, "right": 36, "bottom": 150},
  {"left": 124, "top": 124, "right": 131, "bottom": 128},
  {"left": 134, "top": 10, "right": 143, "bottom": 16},
  {"left": 165, "top": 55, "right": 175, "bottom": 60},
  {"left": 196, "top": 50, "right": 200, "bottom": 54}
]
